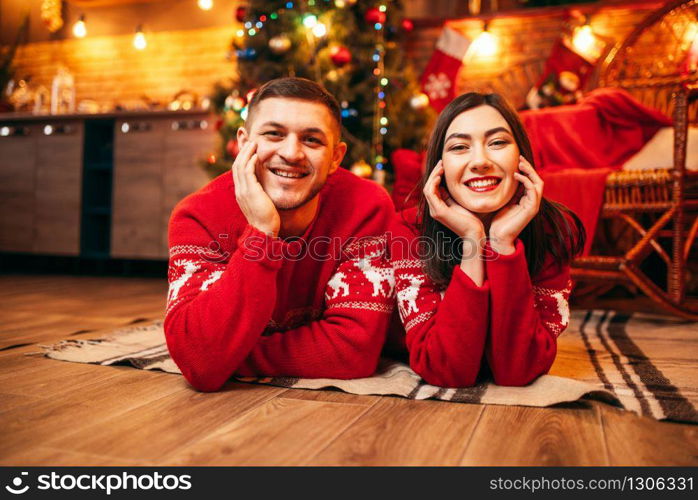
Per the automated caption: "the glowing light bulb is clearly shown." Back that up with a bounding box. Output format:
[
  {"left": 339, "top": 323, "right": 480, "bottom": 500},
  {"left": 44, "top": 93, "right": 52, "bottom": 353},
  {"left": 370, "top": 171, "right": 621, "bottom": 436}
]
[
  {"left": 312, "top": 22, "right": 327, "bottom": 37},
  {"left": 133, "top": 27, "right": 147, "bottom": 50},
  {"left": 303, "top": 14, "right": 318, "bottom": 28},
  {"left": 571, "top": 24, "right": 603, "bottom": 61},
  {"left": 572, "top": 25, "right": 595, "bottom": 54},
  {"left": 72, "top": 15, "right": 87, "bottom": 38},
  {"left": 685, "top": 22, "right": 698, "bottom": 45},
  {"left": 468, "top": 30, "right": 497, "bottom": 58},
  {"left": 197, "top": 0, "right": 213, "bottom": 11}
]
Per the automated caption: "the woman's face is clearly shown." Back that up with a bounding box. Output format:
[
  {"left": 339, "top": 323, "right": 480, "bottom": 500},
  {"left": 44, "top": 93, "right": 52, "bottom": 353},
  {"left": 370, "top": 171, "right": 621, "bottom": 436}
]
[{"left": 441, "top": 104, "right": 521, "bottom": 214}]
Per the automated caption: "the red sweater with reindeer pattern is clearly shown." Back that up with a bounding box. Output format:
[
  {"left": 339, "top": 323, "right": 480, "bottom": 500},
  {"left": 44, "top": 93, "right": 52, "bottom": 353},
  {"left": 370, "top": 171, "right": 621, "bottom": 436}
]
[
  {"left": 387, "top": 206, "right": 573, "bottom": 388},
  {"left": 164, "top": 168, "right": 396, "bottom": 392}
]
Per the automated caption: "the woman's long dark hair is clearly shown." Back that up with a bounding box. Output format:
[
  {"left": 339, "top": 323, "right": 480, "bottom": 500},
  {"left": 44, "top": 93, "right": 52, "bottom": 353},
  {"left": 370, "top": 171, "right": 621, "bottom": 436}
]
[{"left": 417, "top": 92, "right": 586, "bottom": 287}]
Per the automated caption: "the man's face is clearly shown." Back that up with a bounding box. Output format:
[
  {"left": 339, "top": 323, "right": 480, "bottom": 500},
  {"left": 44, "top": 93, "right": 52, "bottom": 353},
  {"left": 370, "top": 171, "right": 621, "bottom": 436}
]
[{"left": 237, "top": 97, "right": 347, "bottom": 211}]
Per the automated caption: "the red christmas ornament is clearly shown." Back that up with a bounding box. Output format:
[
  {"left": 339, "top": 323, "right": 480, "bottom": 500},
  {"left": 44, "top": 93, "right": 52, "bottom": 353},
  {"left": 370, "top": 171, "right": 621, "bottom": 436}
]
[
  {"left": 235, "top": 6, "right": 247, "bottom": 23},
  {"left": 215, "top": 118, "right": 223, "bottom": 131},
  {"left": 226, "top": 139, "right": 240, "bottom": 158},
  {"left": 330, "top": 45, "right": 352, "bottom": 67},
  {"left": 401, "top": 19, "right": 414, "bottom": 32},
  {"left": 364, "top": 7, "right": 386, "bottom": 25}
]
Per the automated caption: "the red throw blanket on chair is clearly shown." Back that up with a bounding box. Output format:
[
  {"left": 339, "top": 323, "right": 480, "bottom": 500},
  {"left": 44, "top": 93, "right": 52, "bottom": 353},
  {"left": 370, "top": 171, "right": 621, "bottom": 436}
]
[{"left": 520, "top": 87, "right": 672, "bottom": 254}]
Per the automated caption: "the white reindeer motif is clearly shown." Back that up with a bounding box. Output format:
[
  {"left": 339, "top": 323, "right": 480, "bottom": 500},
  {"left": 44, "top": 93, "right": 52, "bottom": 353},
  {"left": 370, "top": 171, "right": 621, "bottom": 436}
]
[
  {"left": 551, "top": 291, "right": 570, "bottom": 327},
  {"left": 168, "top": 260, "right": 200, "bottom": 303},
  {"left": 397, "top": 274, "right": 424, "bottom": 319},
  {"left": 355, "top": 253, "right": 395, "bottom": 298},
  {"left": 327, "top": 271, "right": 350, "bottom": 299},
  {"left": 200, "top": 269, "right": 224, "bottom": 291}
]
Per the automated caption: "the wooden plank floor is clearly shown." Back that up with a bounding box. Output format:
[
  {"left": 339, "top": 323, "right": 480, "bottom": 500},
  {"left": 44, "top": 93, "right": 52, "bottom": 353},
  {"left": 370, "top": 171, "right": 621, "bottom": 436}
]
[{"left": 1, "top": 274, "right": 696, "bottom": 466}]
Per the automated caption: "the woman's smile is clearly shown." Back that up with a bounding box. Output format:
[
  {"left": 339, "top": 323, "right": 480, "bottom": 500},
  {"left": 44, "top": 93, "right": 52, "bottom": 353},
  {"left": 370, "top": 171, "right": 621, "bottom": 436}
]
[{"left": 464, "top": 176, "right": 502, "bottom": 192}]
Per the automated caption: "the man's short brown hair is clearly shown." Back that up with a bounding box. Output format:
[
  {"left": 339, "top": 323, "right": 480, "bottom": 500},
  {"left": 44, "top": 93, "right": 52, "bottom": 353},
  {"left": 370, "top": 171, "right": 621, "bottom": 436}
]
[{"left": 245, "top": 77, "right": 342, "bottom": 135}]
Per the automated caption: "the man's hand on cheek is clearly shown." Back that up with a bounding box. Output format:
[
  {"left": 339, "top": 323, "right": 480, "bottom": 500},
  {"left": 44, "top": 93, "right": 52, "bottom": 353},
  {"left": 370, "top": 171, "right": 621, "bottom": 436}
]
[{"left": 232, "top": 141, "right": 281, "bottom": 238}]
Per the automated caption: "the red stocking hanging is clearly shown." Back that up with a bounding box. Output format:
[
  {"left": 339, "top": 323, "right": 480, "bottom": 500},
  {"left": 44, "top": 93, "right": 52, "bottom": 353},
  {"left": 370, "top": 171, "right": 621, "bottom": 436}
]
[
  {"left": 420, "top": 27, "right": 471, "bottom": 111},
  {"left": 526, "top": 38, "right": 596, "bottom": 109}
]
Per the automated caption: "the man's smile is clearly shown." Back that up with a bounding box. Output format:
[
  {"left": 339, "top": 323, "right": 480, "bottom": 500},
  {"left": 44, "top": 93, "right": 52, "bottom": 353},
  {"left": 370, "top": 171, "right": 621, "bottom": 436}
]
[{"left": 269, "top": 167, "right": 310, "bottom": 179}]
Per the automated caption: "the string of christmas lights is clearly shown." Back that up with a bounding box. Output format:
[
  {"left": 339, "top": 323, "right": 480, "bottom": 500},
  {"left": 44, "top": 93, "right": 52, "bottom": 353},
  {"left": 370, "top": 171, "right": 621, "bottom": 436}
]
[{"left": 371, "top": 4, "right": 388, "bottom": 180}]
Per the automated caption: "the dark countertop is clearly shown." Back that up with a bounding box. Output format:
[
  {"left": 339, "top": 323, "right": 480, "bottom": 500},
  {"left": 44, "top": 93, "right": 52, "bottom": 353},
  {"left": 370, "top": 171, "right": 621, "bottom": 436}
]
[{"left": 0, "top": 108, "right": 215, "bottom": 123}]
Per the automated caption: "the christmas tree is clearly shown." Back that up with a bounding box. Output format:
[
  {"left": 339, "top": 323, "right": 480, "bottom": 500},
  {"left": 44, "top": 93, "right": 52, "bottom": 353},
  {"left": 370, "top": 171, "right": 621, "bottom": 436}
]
[{"left": 206, "top": 0, "right": 434, "bottom": 181}]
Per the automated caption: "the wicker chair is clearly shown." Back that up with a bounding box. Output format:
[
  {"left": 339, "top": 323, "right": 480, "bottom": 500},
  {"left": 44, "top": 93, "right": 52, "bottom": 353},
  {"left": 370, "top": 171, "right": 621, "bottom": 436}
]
[{"left": 571, "top": 0, "right": 698, "bottom": 319}]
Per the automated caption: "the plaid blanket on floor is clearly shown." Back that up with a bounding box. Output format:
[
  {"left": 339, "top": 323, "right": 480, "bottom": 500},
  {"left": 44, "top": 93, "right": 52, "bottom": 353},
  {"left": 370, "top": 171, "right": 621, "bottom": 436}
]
[{"left": 40, "top": 310, "right": 698, "bottom": 423}]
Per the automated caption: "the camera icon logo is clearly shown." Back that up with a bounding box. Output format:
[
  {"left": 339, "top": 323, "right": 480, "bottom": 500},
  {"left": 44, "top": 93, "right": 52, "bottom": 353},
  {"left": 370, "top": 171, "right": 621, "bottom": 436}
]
[{"left": 5, "top": 472, "right": 29, "bottom": 495}]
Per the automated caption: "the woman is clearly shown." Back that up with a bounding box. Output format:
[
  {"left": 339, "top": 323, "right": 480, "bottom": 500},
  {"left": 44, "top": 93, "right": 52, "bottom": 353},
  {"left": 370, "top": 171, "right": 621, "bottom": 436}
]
[{"left": 389, "top": 92, "right": 585, "bottom": 388}]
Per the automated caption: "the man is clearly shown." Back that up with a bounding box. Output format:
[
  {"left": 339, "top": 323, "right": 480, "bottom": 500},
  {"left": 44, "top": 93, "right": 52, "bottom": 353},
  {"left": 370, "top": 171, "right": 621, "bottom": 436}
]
[{"left": 165, "top": 77, "right": 396, "bottom": 392}]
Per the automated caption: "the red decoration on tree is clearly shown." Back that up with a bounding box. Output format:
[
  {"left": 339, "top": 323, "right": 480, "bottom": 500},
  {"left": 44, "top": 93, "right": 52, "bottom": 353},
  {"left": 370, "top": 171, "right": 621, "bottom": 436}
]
[
  {"left": 330, "top": 45, "right": 352, "bottom": 67},
  {"left": 401, "top": 19, "right": 414, "bottom": 32},
  {"left": 364, "top": 7, "right": 386, "bottom": 25},
  {"left": 235, "top": 6, "right": 247, "bottom": 23}
]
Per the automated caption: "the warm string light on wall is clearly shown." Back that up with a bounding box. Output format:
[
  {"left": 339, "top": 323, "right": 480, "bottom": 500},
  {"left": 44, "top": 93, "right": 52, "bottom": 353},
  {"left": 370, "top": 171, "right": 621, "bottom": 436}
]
[
  {"left": 572, "top": 20, "right": 594, "bottom": 53},
  {"left": 133, "top": 25, "right": 147, "bottom": 50},
  {"left": 467, "top": 21, "right": 498, "bottom": 59},
  {"left": 197, "top": 0, "right": 214, "bottom": 11},
  {"left": 72, "top": 14, "right": 87, "bottom": 38},
  {"left": 570, "top": 14, "right": 602, "bottom": 61}
]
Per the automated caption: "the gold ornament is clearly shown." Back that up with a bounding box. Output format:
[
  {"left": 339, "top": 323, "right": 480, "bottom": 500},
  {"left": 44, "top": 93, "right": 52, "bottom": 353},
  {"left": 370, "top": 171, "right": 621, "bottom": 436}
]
[
  {"left": 269, "top": 35, "right": 292, "bottom": 55},
  {"left": 410, "top": 92, "right": 430, "bottom": 110},
  {"left": 41, "top": 0, "right": 64, "bottom": 33},
  {"left": 350, "top": 160, "right": 373, "bottom": 178}
]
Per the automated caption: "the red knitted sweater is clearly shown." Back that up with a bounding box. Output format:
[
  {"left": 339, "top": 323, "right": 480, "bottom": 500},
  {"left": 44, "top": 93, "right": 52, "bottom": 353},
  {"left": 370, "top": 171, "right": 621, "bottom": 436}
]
[
  {"left": 165, "top": 168, "right": 396, "bottom": 392},
  {"left": 388, "top": 207, "right": 573, "bottom": 388}
]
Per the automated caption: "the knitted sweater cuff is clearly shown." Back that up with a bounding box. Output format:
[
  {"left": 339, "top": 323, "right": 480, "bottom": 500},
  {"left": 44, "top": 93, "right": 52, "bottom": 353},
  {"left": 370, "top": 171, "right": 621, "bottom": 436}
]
[{"left": 236, "top": 224, "right": 285, "bottom": 271}]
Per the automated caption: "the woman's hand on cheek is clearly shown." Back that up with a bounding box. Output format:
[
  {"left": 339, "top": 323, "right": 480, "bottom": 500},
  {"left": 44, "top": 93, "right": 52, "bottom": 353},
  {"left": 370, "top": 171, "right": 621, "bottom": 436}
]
[
  {"left": 488, "top": 156, "right": 543, "bottom": 255},
  {"left": 423, "top": 161, "right": 486, "bottom": 241}
]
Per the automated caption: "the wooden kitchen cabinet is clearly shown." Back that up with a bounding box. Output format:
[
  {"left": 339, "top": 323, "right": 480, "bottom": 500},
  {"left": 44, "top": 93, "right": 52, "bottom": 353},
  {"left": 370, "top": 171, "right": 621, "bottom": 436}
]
[
  {"left": 111, "top": 118, "right": 167, "bottom": 259},
  {"left": 161, "top": 117, "right": 212, "bottom": 256},
  {"left": 34, "top": 120, "right": 84, "bottom": 255},
  {"left": 0, "top": 110, "right": 214, "bottom": 260},
  {"left": 0, "top": 123, "right": 37, "bottom": 253},
  {"left": 111, "top": 115, "right": 212, "bottom": 259}
]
